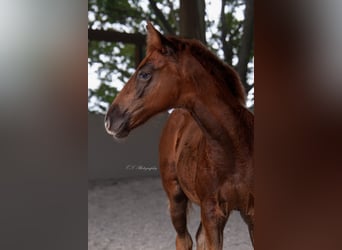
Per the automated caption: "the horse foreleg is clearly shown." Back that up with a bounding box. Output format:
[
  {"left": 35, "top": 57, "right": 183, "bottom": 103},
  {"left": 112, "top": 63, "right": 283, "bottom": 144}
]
[
  {"left": 167, "top": 181, "right": 193, "bottom": 250},
  {"left": 200, "top": 200, "right": 228, "bottom": 250},
  {"left": 195, "top": 222, "right": 206, "bottom": 250}
]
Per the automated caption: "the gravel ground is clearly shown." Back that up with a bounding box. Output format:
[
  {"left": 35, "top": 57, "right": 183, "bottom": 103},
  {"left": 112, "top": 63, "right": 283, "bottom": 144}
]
[{"left": 88, "top": 177, "right": 253, "bottom": 250}]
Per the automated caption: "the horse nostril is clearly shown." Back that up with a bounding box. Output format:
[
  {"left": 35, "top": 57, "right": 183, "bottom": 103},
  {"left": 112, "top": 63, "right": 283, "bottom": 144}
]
[
  {"left": 104, "top": 115, "right": 112, "bottom": 131},
  {"left": 104, "top": 104, "right": 131, "bottom": 137}
]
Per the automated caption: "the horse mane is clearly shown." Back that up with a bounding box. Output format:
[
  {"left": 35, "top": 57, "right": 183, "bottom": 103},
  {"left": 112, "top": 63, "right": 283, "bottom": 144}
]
[{"left": 166, "top": 37, "right": 246, "bottom": 105}]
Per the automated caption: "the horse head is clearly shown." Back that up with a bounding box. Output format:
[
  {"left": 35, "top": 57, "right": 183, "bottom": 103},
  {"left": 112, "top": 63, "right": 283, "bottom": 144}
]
[{"left": 105, "top": 22, "right": 184, "bottom": 138}]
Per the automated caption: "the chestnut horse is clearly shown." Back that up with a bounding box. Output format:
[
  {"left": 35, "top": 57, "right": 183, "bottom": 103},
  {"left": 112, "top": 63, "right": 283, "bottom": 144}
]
[{"left": 105, "top": 22, "right": 254, "bottom": 250}]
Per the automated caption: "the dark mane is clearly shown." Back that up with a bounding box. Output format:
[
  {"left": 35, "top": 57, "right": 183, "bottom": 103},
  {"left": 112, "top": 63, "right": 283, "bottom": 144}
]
[{"left": 167, "top": 37, "right": 246, "bottom": 105}]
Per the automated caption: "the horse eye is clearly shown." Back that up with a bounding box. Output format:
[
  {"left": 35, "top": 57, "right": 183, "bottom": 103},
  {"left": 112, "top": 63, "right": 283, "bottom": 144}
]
[{"left": 138, "top": 72, "right": 152, "bottom": 81}]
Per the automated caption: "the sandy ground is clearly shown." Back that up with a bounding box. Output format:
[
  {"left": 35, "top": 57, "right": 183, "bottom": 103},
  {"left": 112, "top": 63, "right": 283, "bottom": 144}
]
[{"left": 88, "top": 177, "right": 253, "bottom": 250}]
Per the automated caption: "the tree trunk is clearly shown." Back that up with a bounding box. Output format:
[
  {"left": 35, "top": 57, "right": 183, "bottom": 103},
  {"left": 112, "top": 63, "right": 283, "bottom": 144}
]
[
  {"left": 236, "top": 0, "right": 254, "bottom": 90},
  {"left": 179, "top": 0, "right": 206, "bottom": 44},
  {"left": 149, "top": 0, "right": 175, "bottom": 35},
  {"left": 220, "top": 0, "right": 234, "bottom": 65}
]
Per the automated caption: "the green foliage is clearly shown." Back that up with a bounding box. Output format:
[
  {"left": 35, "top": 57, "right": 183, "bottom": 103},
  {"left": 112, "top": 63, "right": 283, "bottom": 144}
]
[
  {"left": 89, "top": 0, "right": 146, "bottom": 29},
  {"left": 88, "top": 40, "right": 136, "bottom": 113},
  {"left": 88, "top": 0, "right": 180, "bottom": 113},
  {"left": 88, "top": 0, "right": 254, "bottom": 113},
  {"left": 88, "top": 0, "right": 144, "bottom": 113},
  {"left": 88, "top": 82, "right": 119, "bottom": 112}
]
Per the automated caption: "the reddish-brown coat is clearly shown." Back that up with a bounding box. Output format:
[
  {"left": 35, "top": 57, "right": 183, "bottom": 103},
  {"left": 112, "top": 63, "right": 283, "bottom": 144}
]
[{"left": 105, "top": 22, "right": 254, "bottom": 250}]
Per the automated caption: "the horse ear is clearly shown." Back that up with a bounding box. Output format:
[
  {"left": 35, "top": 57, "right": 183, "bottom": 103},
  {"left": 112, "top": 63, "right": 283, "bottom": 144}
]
[{"left": 146, "top": 21, "right": 165, "bottom": 52}]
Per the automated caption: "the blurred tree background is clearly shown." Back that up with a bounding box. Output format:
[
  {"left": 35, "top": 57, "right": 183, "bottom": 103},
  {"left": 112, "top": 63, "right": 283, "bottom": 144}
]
[{"left": 88, "top": 0, "right": 254, "bottom": 113}]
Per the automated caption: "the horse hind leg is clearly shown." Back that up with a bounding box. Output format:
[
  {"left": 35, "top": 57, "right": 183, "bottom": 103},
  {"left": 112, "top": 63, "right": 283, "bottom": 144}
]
[
  {"left": 196, "top": 219, "right": 230, "bottom": 250},
  {"left": 249, "top": 221, "right": 254, "bottom": 247},
  {"left": 200, "top": 200, "right": 228, "bottom": 250},
  {"left": 240, "top": 193, "right": 255, "bottom": 247},
  {"left": 240, "top": 211, "right": 254, "bottom": 247},
  {"left": 167, "top": 181, "right": 193, "bottom": 250}
]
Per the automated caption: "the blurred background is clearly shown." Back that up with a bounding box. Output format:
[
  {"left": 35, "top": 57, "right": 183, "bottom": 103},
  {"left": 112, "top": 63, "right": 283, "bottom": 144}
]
[
  {"left": 87, "top": 1, "right": 254, "bottom": 249},
  {"left": 87, "top": 0, "right": 255, "bottom": 184},
  {"left": 88, "top": 0, "right": 254, "bottom": 113},
  {"left": 0, "top": 0, "right": 341, "bottom": 249}
]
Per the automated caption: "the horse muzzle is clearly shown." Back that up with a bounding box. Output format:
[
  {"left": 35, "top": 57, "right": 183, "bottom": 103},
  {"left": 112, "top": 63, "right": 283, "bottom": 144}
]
[{"left": 104, "top": 104, "right": 131, "bottom": 139}]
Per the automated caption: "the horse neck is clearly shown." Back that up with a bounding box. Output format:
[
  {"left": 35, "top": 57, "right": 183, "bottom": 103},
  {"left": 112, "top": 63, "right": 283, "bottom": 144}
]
[{"left": 180, "top": 68, "right": 252, "bottom": 155}]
